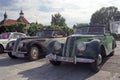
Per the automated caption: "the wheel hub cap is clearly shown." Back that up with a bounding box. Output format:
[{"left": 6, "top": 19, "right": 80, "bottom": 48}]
[
  {"left": 97, "top": 54, "right": 102, "bottom": 65},
  {"left": 31, "top": 47, "right": 38, "bottom": 59}
]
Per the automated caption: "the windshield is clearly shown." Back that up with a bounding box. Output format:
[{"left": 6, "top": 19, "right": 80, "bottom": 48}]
[
  {"left": 0, "top": 33, "right": 10, "bottom": 39},
  {"left": 75, "top": 27, "right": 104, "bottom": 35},
  {"left": 36, "top": 30, "right": 53, "bottom": 37}
]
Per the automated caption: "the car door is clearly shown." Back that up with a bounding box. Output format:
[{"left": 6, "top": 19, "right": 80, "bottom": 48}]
[{"left": 103, "top": 32, "right": 113, "bottom": 55}]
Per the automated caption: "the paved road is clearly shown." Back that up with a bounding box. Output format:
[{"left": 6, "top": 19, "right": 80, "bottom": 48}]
[{"left": 0, "top": 42, "right": 120, "bottom": 80}]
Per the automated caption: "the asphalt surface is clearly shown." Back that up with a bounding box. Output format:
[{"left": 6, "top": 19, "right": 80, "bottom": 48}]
[{"left": 0, "top": 41, "right": 120, "bottom": 80}]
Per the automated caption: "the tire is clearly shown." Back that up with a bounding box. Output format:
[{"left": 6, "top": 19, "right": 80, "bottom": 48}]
[
  {"left": 91, "top": 53, "right": 103, "bottom": 72},
  {"left": 28, "top": 46, "right": 39, "bottom": 61},
  {"left": 0, "top": 45, "right": 4, "bottom": 54},
  {"left": 50, "top": 60, "right": 62, "bottom": 66},
  {"left": 8, "top": 52, "right": 17, "bottom": 59}
]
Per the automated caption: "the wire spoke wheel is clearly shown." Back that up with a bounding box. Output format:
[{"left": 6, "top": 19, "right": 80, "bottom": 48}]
[
  {"left": 97, "top": 54, "right": 102, "bottom": 66},
  {"left": 29, "top": 46, "right": 39, "bottom": 60},
  {"left": 91, "top": 53, "right": 103, "bottom": 72}
]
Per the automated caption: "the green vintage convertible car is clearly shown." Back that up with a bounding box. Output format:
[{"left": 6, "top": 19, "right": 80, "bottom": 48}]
[{"left": 46, "top": 25, "right": 116, "bottom": 72}]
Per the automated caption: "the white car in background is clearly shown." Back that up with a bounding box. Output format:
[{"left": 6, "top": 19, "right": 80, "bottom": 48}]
[{"left": 0, "top": 32, "right": 27, "bottom": 53}]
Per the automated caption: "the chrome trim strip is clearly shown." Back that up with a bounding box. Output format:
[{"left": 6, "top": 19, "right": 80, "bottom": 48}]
[
  {"left": 66, "top": 37, "right": 71, "bottom": 57},
  {"left": 46, "top": 54, "right": 95, "bottom": 63},
  {"left": 72, "top": 36, "right": 76, "bottom": 57}
]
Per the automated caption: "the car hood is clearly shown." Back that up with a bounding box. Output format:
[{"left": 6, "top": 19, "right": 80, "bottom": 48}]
[
  {"left": 18, "top": 36, "right": 53, "bottom": 44},
  {"left": 67, "top": 34, "right": 104, "bottom": 43},
  {"left": 0, "top": 39, "right": 7, "bottom": 41}
]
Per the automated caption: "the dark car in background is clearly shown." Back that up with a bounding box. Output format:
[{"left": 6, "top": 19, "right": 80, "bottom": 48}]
[{"left": 6, "top": 29, "right": 67, "bottom": 61}]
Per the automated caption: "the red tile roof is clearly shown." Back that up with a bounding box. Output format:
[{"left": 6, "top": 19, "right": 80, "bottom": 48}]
[
  {"left": 0, "top": 19, "right": 17, "bottom": 25},
  {"left": 0, "top": 10, "right": 29, "bottom": 25},
  {"left": 17, "top": 16, "right": 29, "bottom": 24},
  {"left": 0, "top": 17, "right": 29, "bottom": 25}
]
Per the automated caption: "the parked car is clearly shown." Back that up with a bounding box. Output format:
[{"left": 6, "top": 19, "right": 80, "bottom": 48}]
[
  {"left": 46, "top": 26, "right": 116, "bottom": 72},
  {"left": 6, "top": 29, "right": 67, "bottom": 61},
  {"left": 0, "top": 32, "right": 27, "bottom": 53}
]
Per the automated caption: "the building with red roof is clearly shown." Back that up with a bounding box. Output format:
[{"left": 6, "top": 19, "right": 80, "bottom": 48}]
[{"left": 0, "top": 10, "right": 29, "bottom": 25}]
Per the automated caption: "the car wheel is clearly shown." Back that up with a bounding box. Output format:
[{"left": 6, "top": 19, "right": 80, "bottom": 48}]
[
  {"left": 91, "top": 53, "right": 103, "bottom": 72},
  {"left": 50, "top": 60, "right": 62, "bottom": 66},
  {"left": 0, "top": 45, "right": 4, "bottom": 54},
  {"left": 28, "top": 46, "right": 39, "bottom": 61},
  {"left": 8, "top": 52, "right": 17, "bottom": 59}
]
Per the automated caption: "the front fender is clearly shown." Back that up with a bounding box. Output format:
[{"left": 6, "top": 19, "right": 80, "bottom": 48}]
[
  {"left": 47, "top": 40, "right": 64, "bottom": 55},
  {"left": 26, "top": 41, "right": 45, "bottom": 52},
  {"left": 47, "top": 40, "right": 57, "bottom": 53},
  {"left": 85, "top": 40, "right": 101, "bottom": 59}
]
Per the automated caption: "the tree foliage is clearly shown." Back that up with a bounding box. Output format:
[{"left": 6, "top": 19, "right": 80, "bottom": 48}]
[
  {"left": 0, "top": 13, "right": 74, "bottom": 36},
  {"left": 90, "top": 6, "right": 120, "bottom": 29},
  {"left": 0, "top": 23, "right": 27, "bottom": 33},
  {"left": 51, "top": 13, "right": 66, "bottom": 26},
  {"left": 27, "top": 23, "right": 44, "bottom": 36},
  {"left": 73, "top": 23, "right": 89, "bottom": 29},
  {"left": 50, "top": 25, "right": 73, "bottom": 35},
  {"left": 50, "top": 13, "right": 73, "bottom": 35}
]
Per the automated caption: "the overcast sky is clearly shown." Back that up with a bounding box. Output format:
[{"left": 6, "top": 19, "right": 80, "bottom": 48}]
[{"left": 0, "top": 0, "right": 120, "bottom": 27}]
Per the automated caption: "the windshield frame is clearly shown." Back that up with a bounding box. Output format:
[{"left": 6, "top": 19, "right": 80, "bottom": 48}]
[
  {"left": 75, "top": 26, "right": 105, "bottom": 35},
  {"left": 36, "top": 30, "right": 54, "bottom": 38}
]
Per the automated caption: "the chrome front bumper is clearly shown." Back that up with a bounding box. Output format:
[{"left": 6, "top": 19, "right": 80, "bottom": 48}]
[
  {"left": 12, "top": 51, "right": 27, "bottom": 57},
  {"left": 46, "top": 54, "right": 95, "bottom": 63},
  {"left": 4, "top": 50, "right": 12, "bottom": 53}
]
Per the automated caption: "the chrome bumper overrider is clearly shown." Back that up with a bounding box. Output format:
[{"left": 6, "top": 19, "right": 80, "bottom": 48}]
[{"left": 46, "top": 53, "right": 95, "bottom": 63}]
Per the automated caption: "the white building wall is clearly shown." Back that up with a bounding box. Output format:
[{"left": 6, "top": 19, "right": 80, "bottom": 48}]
[{"left": 110, "top": 21, "right": 120, "bottom": 34}]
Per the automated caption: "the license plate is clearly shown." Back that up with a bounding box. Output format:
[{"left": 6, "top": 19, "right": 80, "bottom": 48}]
[
  {"left": 58, "top": 56, "right": 73, "bottom": 62},
  {"left": 16, "top": 54, "right": 24, "bottom": 57}
]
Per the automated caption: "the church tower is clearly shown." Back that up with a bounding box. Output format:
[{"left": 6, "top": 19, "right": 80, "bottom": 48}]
[
  {"left": 20, "top": 10, "right": 24, "bottom": 16},
  {"left": 17, "top": 10, "right": 29, "bottom": 24},
  {"left": 4, "top": 11, "right": 7, "bottom": 20}
]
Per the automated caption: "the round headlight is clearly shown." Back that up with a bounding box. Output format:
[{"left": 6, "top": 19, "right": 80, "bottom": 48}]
[
  {"left": 77, "top": 42, "right": 86, "bottom": 51},
  {"left": 54, "top": 41, "right": 61, "bottom": 51},
  {"left": 19, "top": 42, "right": 24, "bottom": 48}
]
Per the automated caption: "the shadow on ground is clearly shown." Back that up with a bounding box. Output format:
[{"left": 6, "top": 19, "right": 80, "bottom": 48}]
[
  {"left": 0, "top": 54, "right": 45, "bottom": 67},
  {"left": 18, "top": 56, "right": 111, "bottom": 80},
  {"left": 0, "top": 57, "right": 30, "bottom": 66}
]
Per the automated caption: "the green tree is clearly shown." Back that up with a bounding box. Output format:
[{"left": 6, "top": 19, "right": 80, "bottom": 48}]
[
  {"left": 73, "top": 23, "right": 89, "bottom": 29},
  {"left": 28, "top": 23, "right": 44, "bottom": 36},
  {"left": 50, "top": 13, "right": 73, "bottom": 35},
  {"left": 0, "top": 23, "right": 27, "bottom": 33},
  {"left": 48, "top": 25, "right": 73, "bottom": 35},
  {"left": 51, "top": 13, "right": 66, "bottom": 26},
  {"left": 90, "top": 6, "right": 120, "bottom": 30}
]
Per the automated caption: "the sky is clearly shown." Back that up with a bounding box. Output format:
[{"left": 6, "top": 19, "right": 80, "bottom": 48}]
[{"left": 0, "top": 0, "right": 120, "bottom": 28}]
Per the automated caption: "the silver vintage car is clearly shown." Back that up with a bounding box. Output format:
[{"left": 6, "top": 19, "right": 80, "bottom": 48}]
[{"left": 0, "top": 32, "right": 27, "bottom": 53}]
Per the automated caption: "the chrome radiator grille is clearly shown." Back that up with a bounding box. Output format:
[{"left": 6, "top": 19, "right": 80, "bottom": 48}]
[
  {"left": 63, "top": 36, "right": 76, "bottom": 57},
  {"left": 12, "top": 38, "right": 21, "bottom": 53}
]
